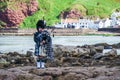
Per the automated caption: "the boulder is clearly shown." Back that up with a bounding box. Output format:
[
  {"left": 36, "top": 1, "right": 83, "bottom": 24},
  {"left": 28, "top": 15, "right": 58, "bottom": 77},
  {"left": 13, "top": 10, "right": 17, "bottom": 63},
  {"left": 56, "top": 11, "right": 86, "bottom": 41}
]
[
  {"left": 104, "top": 48, "right": 117, "bottom": 57},
  {"left": 74, "top": 48, "right": 91, "bottom": 58},
  {"left": 6, "top": 52, "right": 21, "bottom": 57},
  {"left": 64, "top": 72, "right": 77, "bottom": 80},
  {"left": 26, "top": 51, "right": 33, "bottom": 57},
  {"left": 46, "top": 59, "right": 62, "bottom": 67},
  {"left": 93, "top": 53, "right": 103, "bottom": 60},
  {"left": 0, "top": 58, "right": 8, "bottom": 64},
  {"left": 94, "top": 46, "right": 104, "bottom": 53},
  {"left": 112, "top": 43, "right": 120, "bottom": 49},
  {"left": 53, "top": 45, "right": 63, "bottom": 58},
  {"left": 94, "top": 43, "right": 109, "bottom": 48}
]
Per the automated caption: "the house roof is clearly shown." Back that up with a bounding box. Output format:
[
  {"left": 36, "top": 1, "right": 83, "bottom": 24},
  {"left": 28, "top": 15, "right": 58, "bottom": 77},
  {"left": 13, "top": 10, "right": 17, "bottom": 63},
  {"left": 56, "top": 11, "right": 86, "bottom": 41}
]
[
  {"left": 101, "top": 19, "right": 106, "bottom": 23},
  {"left": 94, "top": 21, "right": 100, "bottom": 24},
  {"left": 61, "top": 18, "right": 79, "bottom": 23}
]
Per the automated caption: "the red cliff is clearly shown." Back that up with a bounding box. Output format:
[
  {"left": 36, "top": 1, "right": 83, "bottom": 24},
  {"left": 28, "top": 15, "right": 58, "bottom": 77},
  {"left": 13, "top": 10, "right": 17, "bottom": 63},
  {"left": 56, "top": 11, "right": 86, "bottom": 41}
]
[{"left": 0, "top": 0, "right": 38, "bottom": 27}]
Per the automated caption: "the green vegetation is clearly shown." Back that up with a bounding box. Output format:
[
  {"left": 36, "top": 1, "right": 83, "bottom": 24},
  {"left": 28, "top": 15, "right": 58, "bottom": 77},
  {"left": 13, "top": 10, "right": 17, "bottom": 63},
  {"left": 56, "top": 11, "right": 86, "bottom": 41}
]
[
  {"left": 0, "top": 20, "right": 6, "bottom": 28},
  {"left": 0, "top": 1, "right": 7, "bottom": 12},
  {"left": 78, "top": 0, "right": 120, "bottom": 18},
  {"left": 1, "top": 0, "right": 120, "bottom": 28},
  {"left": 0, "top": 0, "right": 30, "bottom": 11}
]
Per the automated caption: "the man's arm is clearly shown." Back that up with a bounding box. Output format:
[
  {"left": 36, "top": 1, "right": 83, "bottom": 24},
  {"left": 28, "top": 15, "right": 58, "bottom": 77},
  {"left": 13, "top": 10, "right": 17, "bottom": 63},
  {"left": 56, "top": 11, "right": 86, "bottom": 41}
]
[{"left": 34, "top": 32, "right": 39, "bottom": 43}]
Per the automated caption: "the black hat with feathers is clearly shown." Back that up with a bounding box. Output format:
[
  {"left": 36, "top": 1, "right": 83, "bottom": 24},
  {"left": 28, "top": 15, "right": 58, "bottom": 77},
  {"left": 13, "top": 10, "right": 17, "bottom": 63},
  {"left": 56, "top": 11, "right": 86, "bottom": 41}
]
[{"left": 36, "top": 20, "right": 46, "bottom": 31}]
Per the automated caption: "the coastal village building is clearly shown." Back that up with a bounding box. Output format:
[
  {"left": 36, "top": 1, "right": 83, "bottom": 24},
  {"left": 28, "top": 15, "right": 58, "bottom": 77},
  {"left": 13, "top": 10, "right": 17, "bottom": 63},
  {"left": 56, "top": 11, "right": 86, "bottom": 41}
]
[
  {"left": 111, "top": 12, "right": 117, "bottom": 27},
  {"left": 54, "top": 12, "right": 120, "bottom": 29},
  {"left": 78, "top": 19, "right": 94, "bottom": 29},
  {"left": 94, "top": 20, "right": 103, "bottom": 29},
  {"left": 103, "top": 18, "right": 112, "bottom": 28},
  {"left": 117, "top": 19, "right": 120, "bottom": 26}
]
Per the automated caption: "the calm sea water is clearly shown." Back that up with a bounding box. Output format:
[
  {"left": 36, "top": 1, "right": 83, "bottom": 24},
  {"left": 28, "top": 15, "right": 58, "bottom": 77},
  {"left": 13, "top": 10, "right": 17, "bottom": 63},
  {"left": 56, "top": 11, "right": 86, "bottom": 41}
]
[{"left": 0, "top": 36, "right": 120, "bottom": 54}]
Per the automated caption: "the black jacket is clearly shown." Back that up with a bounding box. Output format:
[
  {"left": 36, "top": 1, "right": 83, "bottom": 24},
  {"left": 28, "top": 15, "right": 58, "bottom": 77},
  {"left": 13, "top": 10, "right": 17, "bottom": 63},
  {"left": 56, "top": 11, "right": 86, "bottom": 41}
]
[{"left": 34, "top": 30, "right": 51, "bottom": 45}]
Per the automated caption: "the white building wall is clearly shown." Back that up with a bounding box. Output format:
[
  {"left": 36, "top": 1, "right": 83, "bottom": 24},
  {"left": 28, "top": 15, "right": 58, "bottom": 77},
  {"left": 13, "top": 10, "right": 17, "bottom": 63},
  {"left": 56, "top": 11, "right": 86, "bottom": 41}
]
[
  {"left": 98, "top": 21, "right": 104, "bottom": 28},
  {"left": 104, "top": 18, "right": 111, "bottom": 28},
  {"left": 117, "top": 20, "right": 120, "bottom": 25},
  {"left": 110, "top": 12, "right": 120, "bottom": 27},
  {"left": 79, "top": 19, "right": 94, "bottom": 29}
]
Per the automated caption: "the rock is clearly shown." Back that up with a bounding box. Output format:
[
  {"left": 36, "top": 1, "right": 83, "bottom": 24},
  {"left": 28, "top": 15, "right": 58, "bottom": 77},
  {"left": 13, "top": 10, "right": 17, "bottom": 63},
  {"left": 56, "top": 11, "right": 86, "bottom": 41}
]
[
  {"left": 52, "top": 45, "right": 120, "bottom": 67},
  {"left": 93, "top": 53, "right": 103, "bottom": 60},
  {"left": 0, "top": 58, "right": 8, "bottom": 64},
  {"left": 60, "top": 9, "right": 82, "bottom": 19},
  {"left": 111, "top": 43, "right": 120, "bottom": 48},
  {"left": 104, "top": 46, "right": 112, "bottom": 49},
  {"left": 71, "top": 61, "right": 81, "bottom": 66},
  {"left": 53, "top": 46, "right": 63, "bottom": 58},
  {"left": 95, "top": 46, "right": 104, "bottom": 53},
  {"left": 94, "top": 43, "right": 110, "bottom": 48},
  {"left": 61, "top": 57, "right": 78, "bottom": 63},
  {"left": 104, "top": 48, "right": 117, "bottom": 57},
  {"left": 6, "top": 52, "right": 22, "bottom": 57},
  {"left": 15, "top": 75, "right": 33, "bottom": 80},
  {"left": 0, "top": 0, "right": 38, "bottom": 27},
  {"left": 29, "top": 57, "right": 35, "bottom": 64},
  {"left": 0, "top": 58, "right": 10, "bottom": 68},
  {"left": 46, "top": 59, "right": 62, "bottom": 67},
  {"left": 26, "top": 51, "right": 33, "bottom": 57},
  {"left": 74, "top": 48, "right": 91, "bottom": 57},
  {"left": 90, "top": 47, "right": 97, "bottom": 56},
  {"left": 43, "top": 76, "right": 53, "bottom": 80},
  {"left": 64, "top": 72, "right": 77, "bottom": 80},
  {"left": 62, "top": 51, "right": 71, "bottom": 57},
  {"left": 0, "top": 65, "right": 120, "bottom": 80},
  {"left": 105, "top": 71, "right": 114, "bottom": 76},
  {"left": 92, "top": 71, "right": 99, "bottom": 78},
  {"left": 0, "top": 44, "right": 120, "bottom": 68}
]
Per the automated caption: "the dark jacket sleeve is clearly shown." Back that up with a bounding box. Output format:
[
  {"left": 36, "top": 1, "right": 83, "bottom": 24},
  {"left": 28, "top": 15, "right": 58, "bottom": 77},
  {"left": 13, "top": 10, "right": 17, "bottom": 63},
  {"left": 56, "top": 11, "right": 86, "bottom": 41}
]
[
  {"left": 44, "top": 30, "right": 51, "bottom": 43},
  {"left": 34, "top": 32, "right": 38, "bottom": 43}
]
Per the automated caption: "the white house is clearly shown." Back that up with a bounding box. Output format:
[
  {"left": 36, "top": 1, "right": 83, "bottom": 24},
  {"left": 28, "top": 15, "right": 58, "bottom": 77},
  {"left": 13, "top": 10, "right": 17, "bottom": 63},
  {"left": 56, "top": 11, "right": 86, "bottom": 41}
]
[
  {"left": 54, "top": 12, "right": 120, "bottom": 29},
  {"left": 94, "top": 21, "right": 104, "bottom": 28},
  {"left": 54, "top": 23, "right": 64, "bottom": 28},
  {"left": 88, "top": 20, "right": 95, "bottom": 29},
  {"left": 99, "top": 21, "right": 104, "bottom": 28},
  {"left": 78, "top": 19, "right": 95, "bottom": 29},
  {"left": 103, "top": 18, "right": 112, "bottom": 28},
  {"left": 117, "top": 19, "right": 120, "bottom": 25},
  {"left": 110, "top": 12, "right": 120, "bottom": 27}
]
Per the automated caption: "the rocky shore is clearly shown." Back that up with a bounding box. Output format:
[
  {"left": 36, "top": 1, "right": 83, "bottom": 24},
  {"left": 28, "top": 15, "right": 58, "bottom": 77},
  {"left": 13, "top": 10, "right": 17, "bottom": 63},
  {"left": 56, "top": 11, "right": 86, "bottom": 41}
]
[
  {"left": 0, "top": 43, "right": 120, "bottom": 80},
  {"left": 0, "top": 66, "right": 119, "bottom": 80}
]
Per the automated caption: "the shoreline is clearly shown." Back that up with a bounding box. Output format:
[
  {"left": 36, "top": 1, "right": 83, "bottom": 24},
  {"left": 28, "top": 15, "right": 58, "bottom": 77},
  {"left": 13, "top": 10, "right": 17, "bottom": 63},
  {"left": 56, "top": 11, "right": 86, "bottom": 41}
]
[{"left": 0, "top": 28, "right": 120, "bottom": 36}]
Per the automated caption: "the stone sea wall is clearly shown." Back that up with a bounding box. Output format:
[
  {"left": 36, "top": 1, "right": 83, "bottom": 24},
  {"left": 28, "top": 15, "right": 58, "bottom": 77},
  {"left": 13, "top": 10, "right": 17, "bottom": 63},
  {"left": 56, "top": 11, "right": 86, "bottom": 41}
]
[
  {"left": 1, "top": 28, "right": 118, "bottom": 36},
  {"left": 98, "top": 28, "right": 120, "bottom": 33}
]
